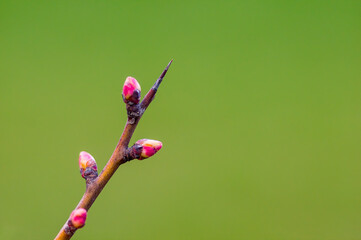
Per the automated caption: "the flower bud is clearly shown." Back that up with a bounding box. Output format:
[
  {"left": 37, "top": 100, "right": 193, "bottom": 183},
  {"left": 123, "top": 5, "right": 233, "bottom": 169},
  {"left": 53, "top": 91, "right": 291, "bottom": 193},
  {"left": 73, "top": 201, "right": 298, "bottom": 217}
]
[
  {"left": 122, "top": 76, "right": 141, "bottom": 104},
  {"left": 135, "top": 139, "right": 163, "bottom": 160},
  {"left": 79, "top": 151, "right": 98, "bottom": 178},
  {"left": 70, "top": 208, "right": 87, "bottom": 228}
]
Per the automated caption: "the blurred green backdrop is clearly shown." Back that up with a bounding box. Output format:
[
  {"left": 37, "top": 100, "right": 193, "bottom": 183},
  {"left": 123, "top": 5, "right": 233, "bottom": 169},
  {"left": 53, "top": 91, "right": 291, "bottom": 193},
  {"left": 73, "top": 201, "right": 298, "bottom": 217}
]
[{"left": 0, "top": 1, "right": 360, "bottom": 239}]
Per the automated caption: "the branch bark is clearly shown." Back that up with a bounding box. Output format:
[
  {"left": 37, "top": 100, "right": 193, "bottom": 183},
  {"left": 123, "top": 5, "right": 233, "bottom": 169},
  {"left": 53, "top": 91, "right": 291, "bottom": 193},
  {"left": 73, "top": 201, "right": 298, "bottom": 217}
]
[{"left": 54, "top": 60, "right": 173, "bottom": 240}]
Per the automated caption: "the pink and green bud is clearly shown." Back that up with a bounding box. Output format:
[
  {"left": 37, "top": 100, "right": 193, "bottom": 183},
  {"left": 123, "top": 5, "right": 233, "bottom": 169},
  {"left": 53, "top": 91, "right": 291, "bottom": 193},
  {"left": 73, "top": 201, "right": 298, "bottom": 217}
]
[
  {"left": 70, "top": 208, "right": 87, "bottom": 228},
  {"left": 135, "top": 139, "right": 163, "bottom": 160},
  {"left": 79, "top": 151, "right": 98, "bottom": 178},
  {"left": 122, "top": 76, "right": 141, "bottom": 104}
]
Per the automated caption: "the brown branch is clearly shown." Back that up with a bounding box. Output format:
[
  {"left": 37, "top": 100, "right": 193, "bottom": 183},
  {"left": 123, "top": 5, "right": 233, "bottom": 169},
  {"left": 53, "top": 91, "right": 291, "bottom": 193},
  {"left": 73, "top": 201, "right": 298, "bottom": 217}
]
[{"left": 54, "top": 60, "right": 173, "bottom": 240}]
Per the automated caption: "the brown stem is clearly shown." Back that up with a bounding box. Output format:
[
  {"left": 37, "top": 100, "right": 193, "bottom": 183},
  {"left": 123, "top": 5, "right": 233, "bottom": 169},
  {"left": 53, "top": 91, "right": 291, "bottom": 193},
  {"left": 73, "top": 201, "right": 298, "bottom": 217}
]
[
  {"left": 141, "top": 59, "right": 173, "bottom": 110},
  {"left": 54, "top": 60, "right": 172, "bottom": 240}
]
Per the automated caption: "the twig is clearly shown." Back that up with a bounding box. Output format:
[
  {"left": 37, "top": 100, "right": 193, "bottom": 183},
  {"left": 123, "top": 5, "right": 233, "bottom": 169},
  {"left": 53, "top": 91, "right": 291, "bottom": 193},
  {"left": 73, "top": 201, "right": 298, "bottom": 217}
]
[{"left": 54, "top": 60, "right": 173, "bottom": 240}]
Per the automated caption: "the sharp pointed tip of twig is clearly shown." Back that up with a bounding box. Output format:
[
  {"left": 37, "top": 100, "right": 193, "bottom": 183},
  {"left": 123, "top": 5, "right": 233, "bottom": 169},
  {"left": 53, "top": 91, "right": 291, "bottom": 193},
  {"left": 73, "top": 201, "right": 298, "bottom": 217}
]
[
  {"left": 162, "top": 59, "right": 173, "bottom": 76},
  {"left": 167, "top": 59, "right": 173, "bottom": 68},
  {"left": 153, "top": 59, "right": 173, "bottom": 90}
]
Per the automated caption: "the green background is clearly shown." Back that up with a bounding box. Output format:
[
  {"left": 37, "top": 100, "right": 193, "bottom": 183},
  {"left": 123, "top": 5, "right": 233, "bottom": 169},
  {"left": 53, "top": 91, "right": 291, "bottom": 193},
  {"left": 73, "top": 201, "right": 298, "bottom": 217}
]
[{"left": 1, "top": 1, "right": 360, "bottom": 239}]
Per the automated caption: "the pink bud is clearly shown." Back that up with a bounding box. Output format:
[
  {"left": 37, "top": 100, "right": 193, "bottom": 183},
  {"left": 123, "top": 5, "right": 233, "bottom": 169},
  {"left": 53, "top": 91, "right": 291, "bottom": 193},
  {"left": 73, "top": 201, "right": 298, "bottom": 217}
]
[
  {"left": 70, "top": 208, "right": 87, "bottom": 228},
  {"left": 79, "top": 151, "right": 97, "bottom": 178},
  {"left": 122, "top": 77, "right": 141, "bottom": 104},
  {"left": 136, "top": 139, "right": 163, "bottom": 160}
]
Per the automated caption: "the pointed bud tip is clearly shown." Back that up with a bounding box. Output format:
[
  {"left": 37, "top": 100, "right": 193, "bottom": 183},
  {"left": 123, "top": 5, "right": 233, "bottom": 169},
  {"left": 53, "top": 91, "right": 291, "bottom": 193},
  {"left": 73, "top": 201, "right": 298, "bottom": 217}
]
[
  {"left": 123, "top": 76, "right": 141, "bottom": 104},
  {"left": 70, "top": 208, "right": 87, "bottom": 228},
  {"left": 135, "top": 139, "right": 163, "bottom": 160}
]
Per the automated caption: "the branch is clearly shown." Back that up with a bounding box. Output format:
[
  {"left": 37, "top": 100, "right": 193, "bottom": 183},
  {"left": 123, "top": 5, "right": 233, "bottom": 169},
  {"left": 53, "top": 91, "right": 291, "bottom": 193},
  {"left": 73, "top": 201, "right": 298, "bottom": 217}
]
[{"left": 54, "top": 60, "right": 173, "bottom": 240}]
